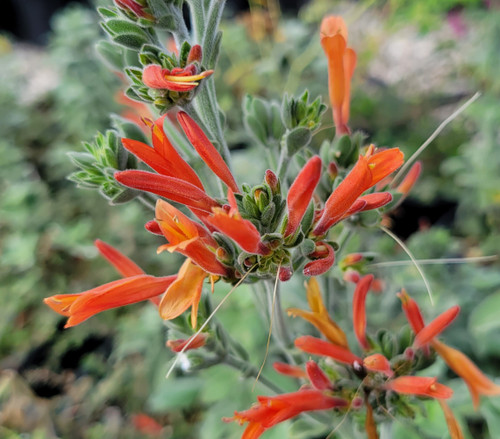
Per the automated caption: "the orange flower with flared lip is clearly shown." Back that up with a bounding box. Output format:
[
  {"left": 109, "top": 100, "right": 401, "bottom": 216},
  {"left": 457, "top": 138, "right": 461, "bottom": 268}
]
[
  {"left": 224, "top": 389, "right": 348, "bottom": 439},
  {"left": 155, "top": 199, "right": 228, "bottom": 276},
  {"left": 288, "top": 277, "right": 348, "bottom": 348},
  {"left": 320, "top": 15, "right": 357, "bottom": 136},
  {"left": 159, "top": 258, "right": 207, "bottom": 328},
  {"left": 45, "top": 275, "right": 176, "bottom": 328},
  {"left": 432, "top": 340, "right": 500, "bottom": 409},
  {"left": 142, "top": 63, "right": 213, "bottom": 92},
  {"left": 206, "top": 189, "right": 269, "bottom": 255},
  {"left": 312, "top": 145, "right": 404, "bottom": 236}
]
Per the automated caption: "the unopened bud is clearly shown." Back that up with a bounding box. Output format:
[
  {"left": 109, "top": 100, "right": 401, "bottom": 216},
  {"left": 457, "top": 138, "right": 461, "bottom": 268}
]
[
  {"left": 404, "top": 347, "right": 415, "bottom": 361},
  {"left": 279, "top": 266, "right": 293, "bottom": 282},
  {"left": 187, "top": 44, "right": 203, "bottom": 64},
  {"left": 244, "top": 256, "right": 257, "bottom": 267},
  {"left": 265, "top": 170, "right": 280, "bottom": 195},
  {"left": 327, "top": 161, "right": 338, "bottom": 180},
  {"left": 343, "top": 269, "right": 361, "bottom": 284},
  {"left": 351, "top": 396, "right": 363, "bottom": 410}
]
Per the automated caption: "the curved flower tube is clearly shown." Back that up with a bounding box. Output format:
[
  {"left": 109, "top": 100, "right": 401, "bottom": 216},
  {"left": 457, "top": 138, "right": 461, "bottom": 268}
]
[{"left": 312, "top": 146, "right": 404, "bottom": 236}]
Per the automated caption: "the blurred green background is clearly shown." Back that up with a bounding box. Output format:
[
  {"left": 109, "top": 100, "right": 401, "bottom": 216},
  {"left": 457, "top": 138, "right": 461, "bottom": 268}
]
[{"left": 1, "top": 0, "right": 499, "bottom": 438}]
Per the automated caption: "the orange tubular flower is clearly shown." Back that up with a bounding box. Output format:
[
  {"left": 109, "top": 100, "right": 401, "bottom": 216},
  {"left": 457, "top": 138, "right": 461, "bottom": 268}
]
[
  {"left": 320, "top": 16, "right": 357, "bottom": 136},
  {"left": 397, "top": 289, "right": 425, "bottom": 334},
  {"left": 155, "top": 199, "right": 228, "bottom": 276},
  {"left": 159, "top": 259, "right": 207, "bottom": 328},
  {"left": 167, "top": 333, "right": 207, "bottom": 352},
  {"left": 295, "top": 336, "right": 362, "bottom": 365},
  {"left": 95, "top": 239, "right": 144, "bottom": 277},
  {"left": 273, "top": 362, "right": 307, "bottom": 379},
  {"left": 177, "top": 111, "right": 239, "bottom": 193},
  {"left": 121, "top": 116, "right": 204, "bottom": 190},
  {"left": 284, "top": 156, "right": 322, "bottom": 237},
  {"left": 288, "top": 277, "right": 349, "bottom": 348},
  {"left": 206, "top": 189, "right": 269, "bottom": 255},
  {"left": 413, "top": 305, "right": 460, "bottom": 349},
  {"left": 432, "top": 340, "right": 500, "bottom": 409},
  {"left": 353, "top": 274, "right": 373, "bottom": 351},
  {"left": 44, "top": 275, "right": 176, "bottom": 328},
  {"left": 396, "top": 161, "right": 422, "bottom": 196},
  {"left": 312, "top": 146, "right": 404, "bottom": 236},
  {"left": 365, "top": 401, "right": 379, "bottom": 439},
  {"left": 438, "top": 400, "right": 464, "bottom": 439},
  {"left": 224, "top": 389, "right": 348, "bottom": 439},
  {"left": 142, "top": 63, "right": 213, "bottom": 92},
  {"left": 400, "top": 291, "right": 500, "bottom": 407},
  {"left": 114, "top": 170, "right": 220, "bottom": 212},
  {"left": 385, "top": 376, "right": 453, "bottom": 399}
]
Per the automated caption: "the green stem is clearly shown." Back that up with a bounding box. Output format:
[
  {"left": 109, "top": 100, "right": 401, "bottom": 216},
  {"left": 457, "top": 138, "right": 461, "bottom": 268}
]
[
  {"left": 276, "top": 146, "right": 289, "bottom": 182},
  {"left": 222, "top": 354, "right": 284, "bottom": 394}
]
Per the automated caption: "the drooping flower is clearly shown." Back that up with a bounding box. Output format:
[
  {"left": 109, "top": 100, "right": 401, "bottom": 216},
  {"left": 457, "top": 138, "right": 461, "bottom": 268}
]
[
  {"left": 142, "top": 63, "right": 213, "bottom": 92},
  {"left": 155, "top": 199, "right": 228, "bottom": 276},
  {"left": 439, "top": 400, "right": 464, "bottom": 439},
  {"left": 177, "top": 111, "right": 239, "bottom": 193},
  {"left": 432, "top": 340, "right": 500, "bottom": 409},
  {"left": 44, "top": 275, "right": 176, "bottom": 328},
  {"left": 320, "top": 15, "right": 357, "bottom": 135},
  {"left": 385, "top": 376, "right": 453, "bottom": 399},
  {"left": 312, "top": 145, "right": 404, "bottom": 236},
  {"left": 44, "top": 241, "right": 175, "bottom": 326},
  {"left": 224, "top": 389, "right": 348, "bottom": 439},
  {"left": 284, "top": 155, "right": 322, "bottom": 237},
  {"left": 159, "top": 258, "right": 207, "bottom": 328},
  {"left": 206, "top": 189, "right": 269, "bottom": 255},
  {"left": 288, "top": 277, "right": 349, "bottom": 348}
]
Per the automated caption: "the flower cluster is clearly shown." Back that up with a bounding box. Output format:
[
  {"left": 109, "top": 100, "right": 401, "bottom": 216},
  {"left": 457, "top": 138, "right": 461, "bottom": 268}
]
[
  {"left": 226, "top": 277, "right": 500, "bottom": 438},
  {"left": 42, "top": 5, "right": 499, "bottom": 439}
]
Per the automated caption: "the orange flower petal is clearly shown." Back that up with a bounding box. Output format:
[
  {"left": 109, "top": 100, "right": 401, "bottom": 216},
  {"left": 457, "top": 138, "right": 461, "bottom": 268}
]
[
  {"left": 413, "top": 306, "right": 460, "bottom": 349},
  {"left": 432, "top": 340, "right": 500, "bottom": 409},
  {"left": 95, "top": 239, "right": 144, "bottom": 277},
  {"left": 115, "top": 170, "right": 219, "bottom": 212},
  {"left": 285, "top": 156, "right": 322, "bottom": 237},
  {"left": 159, "top": 259, "right": 207, "bottom": 327},
  {"left": 178, "top": 111, "right": 239, "bottom": 193}
]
